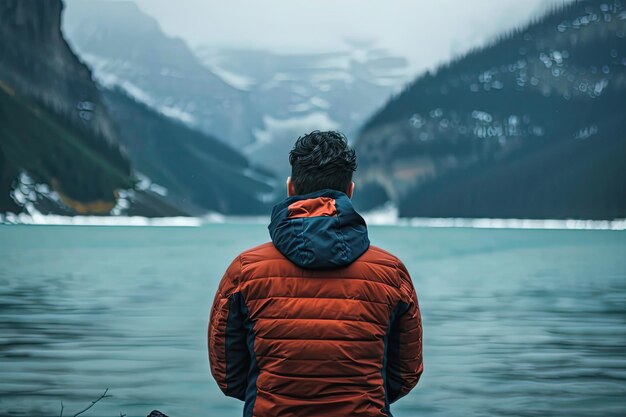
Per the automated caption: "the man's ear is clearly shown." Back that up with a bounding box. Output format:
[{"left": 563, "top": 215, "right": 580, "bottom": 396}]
[
  {"left": 287, "top": 176, "right": 297, "bottom": 197},
  {"left": 347, "top": 181, "right": 355, "bottom": 199}
]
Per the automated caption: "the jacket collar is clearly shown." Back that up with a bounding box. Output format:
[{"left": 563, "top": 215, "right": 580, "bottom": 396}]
[{"left": 268, "top": 189, "right": 370, "bottom": 269}]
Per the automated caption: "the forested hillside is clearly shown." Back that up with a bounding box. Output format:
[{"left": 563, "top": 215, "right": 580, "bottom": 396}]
[
  {"left": 355, "top": 0, "right": 626, "bottom": 219},
  {"left": 103, "top": 88, "right": 276, "bottom": 215}
]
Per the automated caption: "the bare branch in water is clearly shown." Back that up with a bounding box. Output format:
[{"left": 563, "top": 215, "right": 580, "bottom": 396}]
[{"left": 59, "top": 388, "right": 112, "bottom": 417}]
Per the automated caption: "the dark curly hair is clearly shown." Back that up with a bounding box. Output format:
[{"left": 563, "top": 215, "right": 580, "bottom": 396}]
[{"left": 289, "top": 130, "right": 357, "bottom": 195}]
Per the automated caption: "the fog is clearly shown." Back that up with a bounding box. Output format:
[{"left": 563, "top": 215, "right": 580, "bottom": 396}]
[{"left": 122, "top": 0, "right": 572, "bottom": 73}]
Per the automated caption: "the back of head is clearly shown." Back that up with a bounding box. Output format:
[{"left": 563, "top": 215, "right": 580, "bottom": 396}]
[
  {"left": 289, "top": 130, "right": 357, "bottom": 195},
  {"left": 270, "top": 130, "right": 368, "bottom": 269}
]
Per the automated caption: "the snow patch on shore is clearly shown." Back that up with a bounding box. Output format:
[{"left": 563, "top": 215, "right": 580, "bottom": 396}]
[
  {"left": 0, "top": 212, "right": 201, "bottom": 227},
  {"left": 2, "top": 210, "right": 624, "bottom": 231},
  {"left": 2, "top": 193, "right": 624, "bottom": 230},
  {"left": 361, "top": 202, "right": 626, "bottom": 230}
]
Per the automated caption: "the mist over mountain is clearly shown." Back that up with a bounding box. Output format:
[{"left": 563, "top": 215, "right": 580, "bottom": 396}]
[
  {"left": 62, "top": 0, "right": 260, "bottom": 147},
  {"left": 354, "top": 0, "right": 626, "bottom": 220},
  {"left": 195, "top": 43, "right": 410, "bottom": 178},
  {"left": 62, "top": 0, "right": 411, "bottom": 179}
]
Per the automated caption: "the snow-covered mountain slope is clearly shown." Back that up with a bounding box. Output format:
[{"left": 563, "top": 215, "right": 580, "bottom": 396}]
[
  {"left": 195, "top": 42, "right": 411, "bottom": 177},
  {"left": 62, "top": 1, "right": 411, "bottom": 178}
]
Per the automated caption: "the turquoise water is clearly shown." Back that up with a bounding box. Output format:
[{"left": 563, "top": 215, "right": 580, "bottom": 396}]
[{"left": 0, "top": 224, "right": 625, "bottom": 417}]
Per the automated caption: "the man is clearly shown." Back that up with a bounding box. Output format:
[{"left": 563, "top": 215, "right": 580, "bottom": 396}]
[{"left": 208, "top": 131, "right": 423, "bottom": 417}]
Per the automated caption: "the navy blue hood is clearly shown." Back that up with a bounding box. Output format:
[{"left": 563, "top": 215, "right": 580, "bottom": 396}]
[{"left": 268, "top": 189, "right": 370, "bottom": 270}]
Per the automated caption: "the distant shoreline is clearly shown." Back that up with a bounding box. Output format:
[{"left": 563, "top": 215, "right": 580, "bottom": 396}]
[{"left": 1, "top": 211, "right": 624, "bottom": 231}]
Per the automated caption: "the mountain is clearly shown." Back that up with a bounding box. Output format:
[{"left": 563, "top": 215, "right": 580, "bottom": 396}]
[
  {"left": 102, "top": 87, "right": 276, "bottom": 215},
  {"left": 61, "top": 0, "right": 411, "bottom": 179},
  {"left": 62, "top": 0, "right": 259, "bottom": 147},
  {"left": 0, "top": 0, "right": 135, "bottom": 215},
  {"left": 195, "top": 43, "right": 410, "bottom": 179},
  {"left": 354, "top": 0, "right": 626, "bottom": 220},
  {"left": 1, "top": 0, "right": 273, "bottom": 218}
]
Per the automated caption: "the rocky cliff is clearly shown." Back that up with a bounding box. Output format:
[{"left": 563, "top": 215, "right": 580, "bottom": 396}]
[
  {"left": 0, "top": 0, "right": 132, "bottom": 214},
  {"left": 0, "top": 0, "right": 119, "bottom": 145}
]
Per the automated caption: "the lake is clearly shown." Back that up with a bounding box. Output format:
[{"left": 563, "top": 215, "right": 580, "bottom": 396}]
[{"left": 0, "top": 224, "right": 625, "bottom": 417}]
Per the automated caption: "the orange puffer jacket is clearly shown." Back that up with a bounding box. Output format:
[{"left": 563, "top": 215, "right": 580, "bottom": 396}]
[{"left": 209, "top": 189, "right": 423, "bottom": 417}]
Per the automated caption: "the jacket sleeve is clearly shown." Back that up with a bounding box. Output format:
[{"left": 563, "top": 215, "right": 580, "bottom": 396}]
[
  {"left": 208, "top": 256, "right": 250, "bottom": 401},
  {"left": 385, "top": 260, "right": 423, "bottom": 404}
]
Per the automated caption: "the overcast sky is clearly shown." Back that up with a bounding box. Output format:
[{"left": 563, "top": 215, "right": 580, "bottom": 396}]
[{"left": 127, "top": 0, "right": 571, "bottom": 74}]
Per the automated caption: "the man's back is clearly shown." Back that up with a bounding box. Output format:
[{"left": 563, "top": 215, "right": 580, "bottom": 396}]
[{"left": 209, "top": 190, "right": 423, "bottom": 417}]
